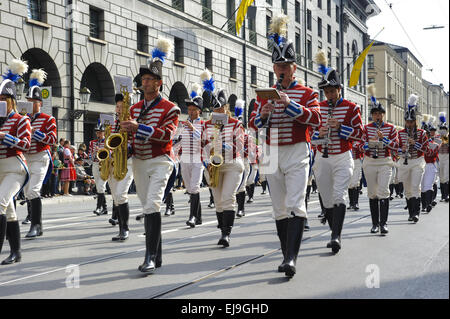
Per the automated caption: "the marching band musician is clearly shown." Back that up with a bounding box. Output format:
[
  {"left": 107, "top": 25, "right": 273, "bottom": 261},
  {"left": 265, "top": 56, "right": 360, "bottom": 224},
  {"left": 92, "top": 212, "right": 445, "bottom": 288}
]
[
  {"left": 249, "top": 15, "right": 321, "bottom": 277},
  {"left": 245, "top": 126, "right": 258, "bottom": 205},
  {"left": 181, "top": 83, "right": 205, "bottom": 227},
  {"left": 121, "top": 38, "right": 180, "bottom": 274},
  {"left": 348, "top": 140, "right": 363, "bottom": 211},
  {"left": 23, "top": 69, "right": 57, "bottom": 239},
  {"left": 438, "top": 113, "right": 449, "bottom": 202},
  {"left": 0, "top": 59, "right": 31, "bottom": 265},
  {"left": 235, "top": 100, "right": 250, "bottom": 218},
  {"left": 108, "top": 92, "right": 134, "bottom": 241},
  {"left": 89, "top": 122, "right": 108, "bottom": 216},
  {"left": 202, "top": 81, "right": 245, "bottom": 248},
  {"left": 420, "top": 119, "right": 439, "bottom": 213},
  {"left": 359, "top": 86, "right": 399, "bottom": 235},
  {"left": 398, "top": 94, "right": 430, "bottom": 223},
  {"left": 311, "top": 51, "right": 363, "bottom": 253}
]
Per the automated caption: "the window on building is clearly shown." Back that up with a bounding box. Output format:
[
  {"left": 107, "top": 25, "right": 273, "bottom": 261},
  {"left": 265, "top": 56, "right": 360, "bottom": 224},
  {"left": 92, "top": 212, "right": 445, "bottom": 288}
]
[
  {"left": 248, "top": 12, "right": 257, "bottom": 45},
  {"left": 269, "top": 71, "right": 274, "bottom": 87},
  {"left": 318, "top": 18, "right": 322, "bottom": 38},
  {"left": 347, "top": 63, "right": 350, "bottom": 81},
  {"left": 318, "top": 0, "right": 322, "bottom": 9},
  {"left": 368, "top": 77, "right": 375, "bottom": 84},
  {"left": 267, "top": 15, "right": 273, "bottom": 51},
  {"left": 172, "top": 0, "right": 184, "bottom": 12},
  {"left": 230, "top": 58, "right": 237, "bottom": 79},
  {"left": 327, "top": 25, "right": 331, "bottom": 44},
  {"left": 295, "top": 1, "right": 301, "bottom": 23},
  {"left": 266, "top": 0, "right": 273, "bottom": 5},
  {"left": 295, "top": 32, "right": 301, "bottom": 55},
  {"left": 174, "top": 37, "right": 184, "bottom": 64},
  {"left": 307, "top": 9, "right": 312, "bottom": 31},
  {"left": 336, "top": 31, "right": 340, "bottom": 49},
  {"left": 327, "top": 49, "right": 332, "bottom": 68},
  {"left": 27, "top": 0, "right": 46, "bottom": 22},
  {"left": 307, "top": 39, "right": 312, "bottom": 69},
  {"left": 89, "top": 7, "right": 104, "bottom": 40},
  {"left": 202, "top": 0, "right": 213, "bottom": 25},
  {"left": 282, "top": 0, "right": 287, "bottom": 15},
  {"left": 227, "top": 0, "right": 236, "bottom": 35},
  {"left": 347, "top": 43, "right": 350, "bottom": 56},
  {"left": 336, "top": 5, "right": 340, "bottom": 23},
  {"left": 251, "top": 65, "right": 257, "bottom": 85},
  {"left": 205, "top": 49, "right": 213, "bottom": 71},
  {"left": 137, "top": 24, "right": 148, "bottom": 53},
  {"left": 368, "top": 55, "right": 374, "bottom": 69},
  {"left": 327, "top": 0, "right": 331, "bottom": 16}
]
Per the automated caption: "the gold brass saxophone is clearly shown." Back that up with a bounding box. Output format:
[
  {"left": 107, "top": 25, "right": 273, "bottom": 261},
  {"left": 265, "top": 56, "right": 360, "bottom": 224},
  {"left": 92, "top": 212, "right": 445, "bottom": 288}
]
[
  {"left": 97, "top": 124, "right": 112, "bottom": 181},
  {"left": 106, "top": 89, "right": 130, "bottom": 181},
  {"left": 442, "top": 134, "right": 449, "bottom": 145},
  {"left": 208, "top": 123, "right": 224, "bottom": 188}
]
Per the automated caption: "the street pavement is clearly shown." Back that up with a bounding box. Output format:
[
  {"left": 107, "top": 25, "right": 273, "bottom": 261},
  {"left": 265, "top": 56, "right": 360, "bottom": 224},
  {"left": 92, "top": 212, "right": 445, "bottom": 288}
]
[{"left": 0, "top": 187, "right": 448, "bottom": 299}]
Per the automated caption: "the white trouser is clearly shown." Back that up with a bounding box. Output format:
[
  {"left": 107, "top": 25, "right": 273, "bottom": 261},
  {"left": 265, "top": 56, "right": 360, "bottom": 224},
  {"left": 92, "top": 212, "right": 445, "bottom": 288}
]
[
  {"left": 24, "top": 151, "right": 50, "bottom": 200},
  {"left": 439, "top": 153, "right": 449, "bottom": 183},
  {"left": 313, "top": 150, "right": 354, "bottom": 209},
  {"left": 393, "top": 162, "right": 401, "bottom": 184},
  {"left": 398, "top": 157, "right": 426, "bottom": 199},
  {"left": 0, "top": 157, "right": 27, "bottom": 221},
  {"left": 389, "top": 166, "right": 396, "bottom": 185},
  {"left": 237, "top": 158, "right": 250, "bottom": 193},
  {"left": 108, "top": 158, "right": 134, "bottom": 205},
  {"left": 180, "top": 161, "right": 204, "bottom": 194},
  {"left": 349, "top": 158, "right": 362, "bottom": 189},
  {"left": 266, "top": 143, "right": 310, "bottom": 220},
  {"left": 132, "top": 155, "right": 174, "bottom": 215},
  {"left": 205, "top": 159, "right": 244, "bottom": 212},
  {"left": 362, "top": 157, "right": 394, "bottom": 199},
  {"left": 421, "top": 162, "right": 438, "bottom": 192},
  {"left": 246, "top": 163, "right": 257, "bottom": 186},
  {"left": 92, "top": 162, "right": 108, "bottom": 194}
]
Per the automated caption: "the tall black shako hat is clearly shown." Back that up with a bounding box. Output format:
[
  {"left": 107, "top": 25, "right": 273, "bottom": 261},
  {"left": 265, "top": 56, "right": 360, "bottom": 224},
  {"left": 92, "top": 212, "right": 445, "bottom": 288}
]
[
  {"left": 315, "top": 50, "right": 342, "bottom": 89},
  {"left": 139, "top": 38, "right": 173, "bottom": 91},
  {"left": 0, "top": 58, "right": 28, "bottom": 100},
  {"left": 185, "top": 83, "right": 203, "bottom": 110},
  {"left": 26, "top": 68, "right": 47, "bottom": 101},
  {"left": 269, "top": 14, "right": 295, "bottom": 64},
  {"left": 405, "top": 94, "right": 418, "bottom": 121},
  {"left": 367, "top": 84, "right": 385, "bottom": 114},
  {"left": 200, "top": 69, "right": 226, "bottom": 109}
]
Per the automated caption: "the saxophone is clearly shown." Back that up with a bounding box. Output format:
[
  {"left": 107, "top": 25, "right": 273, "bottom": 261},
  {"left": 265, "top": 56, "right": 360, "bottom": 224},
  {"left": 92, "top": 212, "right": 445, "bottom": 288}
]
[
  {"left": 106, "top": 90, "right": 130, "bottom": 181},
  {"left": 97, "top": 124, "right": 112, "bottom": 181},
  {"left": 208, "top": 123, "right": 224, "bottom": 188}
]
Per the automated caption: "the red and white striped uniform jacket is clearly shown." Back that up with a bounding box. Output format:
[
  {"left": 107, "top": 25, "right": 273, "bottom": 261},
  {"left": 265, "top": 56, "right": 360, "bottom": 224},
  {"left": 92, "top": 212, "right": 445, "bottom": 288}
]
[
  {"left": 202, "top": 117, "right": 244, "bottom": 162},
  {"left": 249, "top": 81, "right": 321, "bottom": 145},
  {"left": 312, "top": 98, "right": 363, "bottom": 155},
  {"left": 352, "top": 141, "right": 364, "bottom": 159},
  {"left": 179, "top": 118, "right": 204, "bottom": 158},
  {"left": 130, "top": 97, "right": 180, "bottom": 160},
  {"left": 89, "top": 138, "right": 105, "bottom": 163},
  {"left": 27, "top": 112, "right": 57, "bottom": 154},
  {"left": 244, "top": 131, "right": 258, "bottom": 164},
  {"left": 398, "top": 128, "right": 429, "bottom": 159},
  {"left": 425, "top": 139, "right": 439, "bottom": 163},
  {"left": 359, "top": 122, "right": 399, "bottom": 158},
  {"left": 0, "top": 112, "right": 31, "bottom": 159}
]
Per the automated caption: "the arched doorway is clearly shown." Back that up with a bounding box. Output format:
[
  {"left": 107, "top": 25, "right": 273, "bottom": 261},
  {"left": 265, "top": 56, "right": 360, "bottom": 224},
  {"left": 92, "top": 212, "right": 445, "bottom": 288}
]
[
  {"left": 169, "top": 82, "right": 189, "bottom": 114},
  {"left": 248, "top": 99, "right": 256, "bottom": 119},
  {"left": 21, "top": 48, "right": 62, "bottom": 97},
  {"left": 228, "top": 94, "right": 237, "bottom": 114},
  {"left": 80, "top": 63, "right": 115, "bottom": 104}
]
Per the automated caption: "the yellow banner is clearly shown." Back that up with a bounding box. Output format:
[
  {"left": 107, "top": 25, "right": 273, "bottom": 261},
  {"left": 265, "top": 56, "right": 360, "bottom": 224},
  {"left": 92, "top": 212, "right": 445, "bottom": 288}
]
[
  {"left": 349, "top": 41, "right": 375, "bottom": 87},
  {"left": 236, "top": 0, "right": 255, "bottom": 35}
]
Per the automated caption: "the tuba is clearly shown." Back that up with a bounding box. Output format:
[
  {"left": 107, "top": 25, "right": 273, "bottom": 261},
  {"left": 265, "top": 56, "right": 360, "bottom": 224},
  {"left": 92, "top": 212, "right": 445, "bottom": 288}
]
[
  {"left": 208, "top": 123, "right": 224, "bottom": 188},
  {"left": 97, "top": 124, "right": 112, "bottom": 181},
  {"left": 106, "top": 89, "right": 130, "bottom": 181}
]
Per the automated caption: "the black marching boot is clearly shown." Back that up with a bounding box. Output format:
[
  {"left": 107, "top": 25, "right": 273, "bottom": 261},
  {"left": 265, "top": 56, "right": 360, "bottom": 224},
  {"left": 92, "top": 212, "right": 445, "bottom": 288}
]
[
  {"left": 275, "top": 218, "right": 288, "bottom": 272},
  {"left": 186, "top": 193, "right": 198, "bottom": 227},
  {"left": 208, "top": 188, "right": 215, "bottom": 208},
  {"left": 0, "top": 215, "right": 6, "bottom": 256},
  {"left": 216, "top": 212, "right": 223, "bottom": 229},
  {"left": 109, "top": 204, "right": 119, "bottom": 226},
  {"left": 113, "top": 203, "right": 130, "bottom": 241},
  {"left": 353, "top": 188, "right": 360, "bottom": 210},
  {"left": 389, "top": 184, "right": 395, "bottom": 200},
  {"left": 139, "top": 214, "right": 161, "bottom": 273},
  {"left": 421, "top": 192, "right": 427, "bottom": 212},
  {"left": 425, "top": 190, "right": 434, "bottom": 213},
  {"left": 236, "top": 192, "right": 245, "bottom": 218},
  {"left": 22, "top": 200, "right": 31, "bottom": 225},
  {"left": 330, "top": 204, "right": 346, "bottom": 254},
  {"left": 247, "top": 184, "right": 255, "bottom": 203},
  {"left": 261, "top": 181, "right": 267, "bottom": 194},
  {"left": 93, "top": 194, "right": 103, "bottom": 215},
  {"left": 379, "top": 198, "right": 389, "bottom": 235},
  {"left": 324, "top": 208, "right": 334, "bottom": 248},
  {"left": 283, "top": 216, "right": 306, "bottom": 278},
  {"left": 347, "top": 189, "right": 354, "bottom": 210},
  {"left": 195, "top": 195, "right": 202, "bottom": 225},
  {"left": 412, "top": 197, "right": 420, "bottom": 223},
  {"left": 101, "top": 194, "right": 108, "bottom": 215},
  {"left": 165, "top": 192, "right": 174, "bottom": 216},
  {"left": 407, "top": 198, "right": 414, "bottom": 221},
  {"left": 369, "top": 198, "right": 380, "bottom": 233},
  {"left": 432, "top": 184, "right": 438, "bottom": 206},
  {"left": 218, "top": 210, "right": 235, "bottom": 247},
  {"left": 2, "top": 221, "right": 22, "bottom": 265},
  {"left": 25, "top": 198, "right": 43, "bottom": 239}
]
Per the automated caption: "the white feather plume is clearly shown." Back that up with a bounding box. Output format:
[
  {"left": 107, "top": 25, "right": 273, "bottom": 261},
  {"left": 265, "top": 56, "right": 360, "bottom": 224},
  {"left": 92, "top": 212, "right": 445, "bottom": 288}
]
[
  {"left": 9, "top": 58, "right": 28, "bottom": 76},
  {"left": 314, "top": 50, "right": 328, "bottom": 66},
  {"left": 422, "top": 114, "right": 429, "bottom": 123},
  {"left": 367, "top": 84, "right": 376, "bottom": 97},
  {"left": 191, "top": 83, "right": 201, "bottom": 95},
  {"left": 156, "top": 38, "right": 173, "bottom": 60},
  {"left": 30, "top": 68, "right": 48, "bottom": 85},
  {"left": 269, "top": 14, "right": 289, "bottom": 37},
  {"left": 298, "top": 78, "right": 305, "bottom": 86},
  {"left": 408, "top": 94, "right": 418, "bottom": 106},
  {"left": 200, "top": 69, "right": 212, "bottom": 82},
  {"left": 235, "top": 99, "right": 245, "bottom": 109}
]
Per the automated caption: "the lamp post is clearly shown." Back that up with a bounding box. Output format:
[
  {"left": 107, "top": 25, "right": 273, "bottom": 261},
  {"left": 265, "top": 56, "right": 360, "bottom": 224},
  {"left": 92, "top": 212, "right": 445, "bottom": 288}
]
[{"left": 70, "top": 87, "right": 91, "bottom": 120}]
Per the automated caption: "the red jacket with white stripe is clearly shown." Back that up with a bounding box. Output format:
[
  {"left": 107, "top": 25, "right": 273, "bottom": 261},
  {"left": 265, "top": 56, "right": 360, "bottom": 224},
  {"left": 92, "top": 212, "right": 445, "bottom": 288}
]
[
  {"left": 202, "top": 117, "right": 244, "bottom": 162},
  {"left": 359, "top": 122, "right": 399, "bottom": 158},
  {"left": 89, "top": 138, "right": 105, "bottom": 163},
  {"left": 0, "top": 112, "right": 31, "bottom": 159},
  {"left": 398, "top": 128, "right": 429, "bottom": 159},
  {"left": 312, "top": 98, "right": 363, "bottom": 155},
  {"left": 249, "top": 81, "right": 321, "bottom": 145},
  {"left": 352, "top": 141, "right": 364, "bottom": 159},
  {"left": 130, "top": 97, "right": 180, "bottom": 160},
  {"left": 27, "top": 112, "right": 57, "bottom": 154},
  {"left": 178, "top": 118, "right": 204, "bottom": 158},
  {"left": 424, "top": 139, "right": 439, "bottom": 163}
]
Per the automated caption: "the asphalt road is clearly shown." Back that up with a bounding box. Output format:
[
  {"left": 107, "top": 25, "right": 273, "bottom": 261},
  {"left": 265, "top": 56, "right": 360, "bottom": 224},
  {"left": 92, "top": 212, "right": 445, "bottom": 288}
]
[{"left": 0, "top": 187, "right": 448, "bottom": 299}]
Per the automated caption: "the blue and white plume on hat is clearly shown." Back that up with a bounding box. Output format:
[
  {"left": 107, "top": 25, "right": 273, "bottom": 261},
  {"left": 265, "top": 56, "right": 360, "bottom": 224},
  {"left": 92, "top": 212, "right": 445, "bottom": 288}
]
[
  {"left": 190, "top": 83, "right": 202, "bottom": 99},
  {"left": 404, "top": 94, "right": 418, "bottom": 121},
  {"left": 234, "top": 99, "right": 244, "bottom": 119},
  {"left": 200, "top": 69, "right": 215, "bottom": 94},
  {"left": 1, "top": 58, "right": 28, "bottom": 99},
  {"left": 27, "top": 68, "right": 48, "bottom": 101},
  {"left": 315, "top": 50, "right": 341, "bottom": 88},
  {"left": 439, "top": 112, "right": 447, "bottom": 130},
  {"left": 315, "top": 50, "right": 330, "bottom": 76},
  {"left": 151, "top": 38, "right": 173, "bottom": 64}
]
